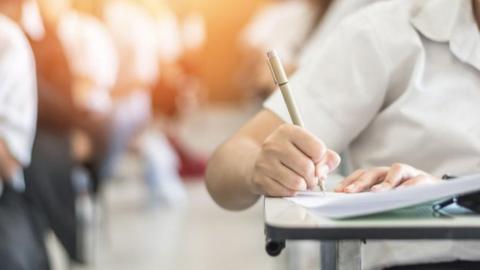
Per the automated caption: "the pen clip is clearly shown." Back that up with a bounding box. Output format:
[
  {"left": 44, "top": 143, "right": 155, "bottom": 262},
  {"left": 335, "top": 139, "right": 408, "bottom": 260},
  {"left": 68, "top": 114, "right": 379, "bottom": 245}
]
[{"left": 267, "top": 59, "right": 278, "bottom": 85}]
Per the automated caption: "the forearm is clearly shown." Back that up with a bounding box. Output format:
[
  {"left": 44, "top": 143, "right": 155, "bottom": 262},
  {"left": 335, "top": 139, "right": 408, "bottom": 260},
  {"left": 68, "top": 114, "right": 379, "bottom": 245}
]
[
  {"left": 206, "top": 136, "right": 262, "bottom": 211},
  {"left": 206, "top": 109, "right": 286, "bottom": 210}
]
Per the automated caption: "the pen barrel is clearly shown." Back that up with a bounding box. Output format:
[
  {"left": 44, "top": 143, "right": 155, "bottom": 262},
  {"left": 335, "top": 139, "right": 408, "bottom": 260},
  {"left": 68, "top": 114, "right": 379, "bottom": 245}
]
[
  {"left": 279, "top": 84, "right": 304, "bottom": 127},
  {"left": 268, "top": 53, "right": 289, "bottom": 85},
  {"left": 267, "top": 51, "right": 304, "bottom": 127}
]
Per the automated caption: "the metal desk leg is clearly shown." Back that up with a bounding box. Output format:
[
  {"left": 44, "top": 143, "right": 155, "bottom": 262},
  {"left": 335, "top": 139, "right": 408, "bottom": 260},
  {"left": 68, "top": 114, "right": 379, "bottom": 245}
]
[
  {"left": 321, "top": 241, "right": 338, "bottom": 270},
  {"left": 338, "top": 241, "right": 362, "bottom": 270}
]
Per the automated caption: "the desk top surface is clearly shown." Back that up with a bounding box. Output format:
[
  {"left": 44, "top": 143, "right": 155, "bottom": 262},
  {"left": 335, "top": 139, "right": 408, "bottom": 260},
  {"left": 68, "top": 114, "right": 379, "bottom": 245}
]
[
  {"left": 265, "top": 197, "right": 480, "bottom": 241},
  {"left": 265, "top": 197, "right": 480, "bottom": 230},
  {"left": 264, "top": 174, "right": 480, "bottom": 240}
]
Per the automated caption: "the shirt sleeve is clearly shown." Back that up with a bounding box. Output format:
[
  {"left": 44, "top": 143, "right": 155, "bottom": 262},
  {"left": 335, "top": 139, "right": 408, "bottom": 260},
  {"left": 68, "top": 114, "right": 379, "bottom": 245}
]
[
  {"left": 0, "top": 19, "right": 38, "bottom": 166},
  {"left": 264, "top": 13, "right": 392, "bottom": 153}
]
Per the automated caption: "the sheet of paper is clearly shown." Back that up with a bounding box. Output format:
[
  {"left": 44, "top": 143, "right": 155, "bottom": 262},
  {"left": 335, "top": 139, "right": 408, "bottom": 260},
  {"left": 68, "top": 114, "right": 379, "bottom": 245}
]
[
  {"left": 288, "top": 191, "right": 362, "bottom": 208},
  {"left": 286, "top": 174, "right": 480, "bottom": 219}
]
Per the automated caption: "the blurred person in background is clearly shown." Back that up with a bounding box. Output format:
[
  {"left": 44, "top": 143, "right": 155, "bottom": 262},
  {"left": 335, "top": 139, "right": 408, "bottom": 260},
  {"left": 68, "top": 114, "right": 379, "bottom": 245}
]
[
  {"left": 149, "top": 0, "right": 208, "bottom": 179},
  {"left": 99, "top": 0, "right": 187, "bottom": 206},
  {"left": 54, "top": 0, "right": 119, "bottom": 219},
  {"left": 0, "top": 6, "right": 43, "bottom": 270},
  {"left": 51, "top": 0, "right": 119, "bottom": 262},
  {"left": 2, "top": 0, "right": 80, "bottom": 265},
  {"left": 12, "top": 0, "right": 115, "bottom": 263},
  {"left": 236, "top": 0, "right": 334, "bottom": 100}
]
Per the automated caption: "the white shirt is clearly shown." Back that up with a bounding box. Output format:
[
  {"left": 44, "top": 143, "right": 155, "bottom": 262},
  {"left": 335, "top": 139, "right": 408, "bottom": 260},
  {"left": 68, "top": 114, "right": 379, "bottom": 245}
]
[
  {"left": 0, "top": 16, "right": 37, "bottom": 194},
  {"left": 264, "top": 0, "right": 480, "bottom": 268},
  {"left": 21, "top": 0, "right": 45, "bottom": 41},
  {"left": 58, "top": 10, "right": 118, "bottom": 112},
  {"left": 300, "top": 0, "right": 388, "bottom": 64},
  {"left": 104, "top": 0, "right": 160, "bottom": 88},
  {"left": 156, "top": 9, "right": 183, "bottom": 63},
  {"left": 181, "top": 12, "right": 206, "bottom": 52},
  {"left": 241, "top": 0, "right": 316, "bottom": 64}
]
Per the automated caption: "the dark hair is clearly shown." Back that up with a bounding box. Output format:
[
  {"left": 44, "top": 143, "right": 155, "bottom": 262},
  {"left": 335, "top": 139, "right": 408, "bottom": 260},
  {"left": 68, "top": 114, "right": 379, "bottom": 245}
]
[
  {"left": 296, "top": 0, "right": 334, "bottom": 53},
  {"left": 311, "top": 0, "right": 334, "bottom": 31}
]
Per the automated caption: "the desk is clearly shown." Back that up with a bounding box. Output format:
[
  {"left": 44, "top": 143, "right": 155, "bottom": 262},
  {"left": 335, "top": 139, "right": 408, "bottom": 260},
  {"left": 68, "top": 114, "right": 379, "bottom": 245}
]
[{"left": 264, "top": 197, "right": 480, "bottom": 270}]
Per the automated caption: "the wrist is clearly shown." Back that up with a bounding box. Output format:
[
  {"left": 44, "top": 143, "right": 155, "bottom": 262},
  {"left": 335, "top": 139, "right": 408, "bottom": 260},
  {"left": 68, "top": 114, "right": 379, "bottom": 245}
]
[
  {"left": 244, "top": 148, "right": 262, "bottom": 196},
  {"left": 238, "top": 135, "right": 266, "bottom": 197}
]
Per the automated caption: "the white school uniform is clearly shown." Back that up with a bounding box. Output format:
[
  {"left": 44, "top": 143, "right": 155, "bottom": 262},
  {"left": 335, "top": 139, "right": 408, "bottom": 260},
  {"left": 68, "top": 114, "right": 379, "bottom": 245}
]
[
  {"left": 264, "top": 0, "right": 480, "bottom": 269},
  {"left": 156, "top": 9, "right": 183, "bottom": 63},
  {"left": 0, "top": 16, "right": 37, "bottom": 195},
  {"left": 300, "top": 0, "right": 388, "bottom": 64},
  {"left": 58, "top": 10, "right": 119, "bottom": 113},
  {"left": 104, "top": 0, "right": 160, "bottom": 90},
  {"left": 102, "top": 0, "right": 160, "bottom": 135}
]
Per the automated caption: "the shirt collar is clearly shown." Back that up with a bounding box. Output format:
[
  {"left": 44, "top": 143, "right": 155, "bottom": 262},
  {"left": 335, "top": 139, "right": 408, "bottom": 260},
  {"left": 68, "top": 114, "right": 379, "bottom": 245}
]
[{"left": 411, "top": 0, "right": 480, "bottom": 70}]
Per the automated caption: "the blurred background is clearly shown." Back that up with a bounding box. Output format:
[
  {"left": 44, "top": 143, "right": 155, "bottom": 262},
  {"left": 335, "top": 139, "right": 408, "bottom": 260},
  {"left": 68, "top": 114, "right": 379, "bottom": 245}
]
[{"left": 0, "top": 0, "right": 333, "bottom": 269}]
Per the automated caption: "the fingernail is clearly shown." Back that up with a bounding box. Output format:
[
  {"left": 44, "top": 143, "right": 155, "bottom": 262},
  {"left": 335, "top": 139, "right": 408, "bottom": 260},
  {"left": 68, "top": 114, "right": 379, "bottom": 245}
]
[
  {"left": 318, "top": 165, "right": 330, "bottom": 179},
  {"left": 345, "top": 184, "right": 357, "bottom": 192},
  {"left": 307, "top": 179, "right": 317, "bottom": 191},
  {"left": 299, "top": 181, "right": 307, "bottom": 191},
  {"left": 371, "top": 184, "right": 385, "bottom": 192},
  {"left": 312, "top": 177, "right": 320, "bottom": 188},
  {"left": 328, "top": 153, "right": 342, "bottom": 169}
]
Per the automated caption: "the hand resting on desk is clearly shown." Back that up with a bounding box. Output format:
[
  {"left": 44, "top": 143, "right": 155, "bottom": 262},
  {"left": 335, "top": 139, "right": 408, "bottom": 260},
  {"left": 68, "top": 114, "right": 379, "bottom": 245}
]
[{"left": 336, "top": 163, "right": 441, "bottom": 193}]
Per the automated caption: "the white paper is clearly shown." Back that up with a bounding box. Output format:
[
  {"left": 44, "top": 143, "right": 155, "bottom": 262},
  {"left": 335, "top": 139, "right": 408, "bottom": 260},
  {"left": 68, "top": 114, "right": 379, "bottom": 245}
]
[{"left": 286, "top": 174, "right": 480, "bottom": 219}]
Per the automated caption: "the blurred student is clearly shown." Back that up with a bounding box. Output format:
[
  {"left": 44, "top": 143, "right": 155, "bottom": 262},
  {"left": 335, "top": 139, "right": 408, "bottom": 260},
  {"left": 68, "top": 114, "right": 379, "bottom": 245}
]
[
  {"left": 149, "top": 0, "right": 208, "bottom": 178},
  {"left": 101, "top": 0, "right": 187, "bottom": 205},
  {"left": 56, "top": 0, "right": 120, "bottom": 261},
  {"left": 20, "top": 0, "right": 103, "bottom": 262},
  {"left": 149, "top": 0, "right": 187, "bottom": 119},
  {"left": 55, "top": 0, "right": 119, "bottom": 205},
  {"left": 0, "top": 10, "right": 44, "bottom": 270},
  {"left": 207, "top": 0, "right": 480, "bottom": 269},
  {"left": 58, "top": 1, "right": 118, "bottom": 115},
  {"left": 101, "top": 0, "right": 158, "bottom": 184},
  {"left": 237, "top": 0, "right": 333, "bottom": 99}
]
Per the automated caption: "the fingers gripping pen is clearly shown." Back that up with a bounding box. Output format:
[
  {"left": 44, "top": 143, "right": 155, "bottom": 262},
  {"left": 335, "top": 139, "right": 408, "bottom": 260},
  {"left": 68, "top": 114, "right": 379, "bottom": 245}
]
[{"left": 266, "top": 50, "right": 326, "bottom": 194}]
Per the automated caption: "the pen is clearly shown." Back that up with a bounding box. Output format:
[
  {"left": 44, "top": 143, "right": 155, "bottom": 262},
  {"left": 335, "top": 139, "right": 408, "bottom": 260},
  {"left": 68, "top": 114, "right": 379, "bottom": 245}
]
[
  {"left": 266, "top": 50, "right": 326, "bottom": 194},
  {"left": 433, "top": 197, "right": 456, "bottom": 212}
]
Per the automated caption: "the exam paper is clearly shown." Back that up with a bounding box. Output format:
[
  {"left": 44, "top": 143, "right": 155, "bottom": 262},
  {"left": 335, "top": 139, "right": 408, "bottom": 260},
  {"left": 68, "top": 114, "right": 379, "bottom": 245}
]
[{"left": 286, "top": 174, "right": 480, "bottom": 219}]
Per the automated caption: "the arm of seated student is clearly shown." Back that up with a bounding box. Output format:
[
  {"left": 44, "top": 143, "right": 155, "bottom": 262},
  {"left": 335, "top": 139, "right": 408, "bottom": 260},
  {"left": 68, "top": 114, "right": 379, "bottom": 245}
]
[
  {"left": 206, "top": 109, "right": 341, "bottom": 211},
  {"left": 336, "top": 163, "right": 441, "bottom": 193}
]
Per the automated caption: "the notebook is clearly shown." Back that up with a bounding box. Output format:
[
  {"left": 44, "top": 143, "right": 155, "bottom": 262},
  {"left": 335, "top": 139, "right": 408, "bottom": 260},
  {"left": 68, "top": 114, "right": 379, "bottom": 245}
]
[{"left": 286, "top": 173, "right": 480, "bottom": 219}]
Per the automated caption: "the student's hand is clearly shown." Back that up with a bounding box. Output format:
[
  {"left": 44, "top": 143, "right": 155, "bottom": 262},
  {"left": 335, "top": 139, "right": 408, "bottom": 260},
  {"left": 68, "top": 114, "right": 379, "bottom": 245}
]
[
  {"left": 71, "top": 129, "right": 93, "bottom": 163},
  {"left": 336, "top": 163, "right": 441, "bottom": 193},
  {"left": 0, "top": 140, "right": 20, "bottom": 181},
  {"left": 248, "top": 124, "right": 341, "bottom": 197}
]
